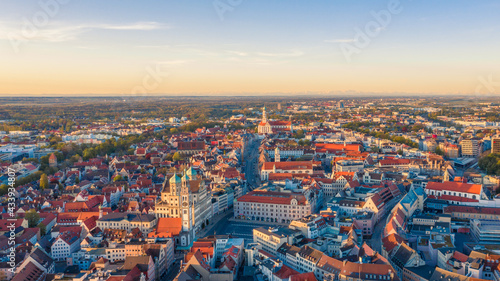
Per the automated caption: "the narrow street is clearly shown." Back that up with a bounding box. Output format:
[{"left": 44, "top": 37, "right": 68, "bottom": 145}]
[
  {"left": 366, "top": 197, "right": 401, "bottom": 253},
  {"left": 162, "top": 258, "right": 182, "bottom": 281},
  {"left": 367, "top": 211, "right": 391, "bottom": 253}
]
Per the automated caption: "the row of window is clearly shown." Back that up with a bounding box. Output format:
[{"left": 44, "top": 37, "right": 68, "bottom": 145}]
[
  {"left": 238, "top": 204, "right": 307, "bottom": 209},
  {"left": 241, "top": 212, "right": 308, "bottom": 217}
]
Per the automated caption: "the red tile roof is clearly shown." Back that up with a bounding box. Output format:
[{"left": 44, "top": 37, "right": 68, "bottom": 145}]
[
  {"left": 263, "top": 161, "right": 313, "bottom": 171},
  {"left": 274, "top": 265, "right": 299, "bottom": 279},
  {"left": 268, "top": 173, "right": 311, "bottom": 181},
  {"left": 428, "top": 194, "right": 479, "bottom": 203},
  {"left": 315, "top": 143, "right": 361, "bottom": 152},
  {"left": 220, "top": 255, "right": 236, "bottom": 271},
  {"left": 237, "top": 190, "right": 307, "bottom": 205},
  {"left": 444, "top": 205, "right": 500, "bottom": 215},
  {"left": 152, "top": 218, "right": 182, "bottom": 237},
  {"left": 426, "top": 181, "right": 482, "bottom": 195},
  {"left": 382, "top": 233, "right": 405, "bottom": 254},
  {"left": 290, "top": 272, "right": 317, "bottom": 281},
  {"left": 452, "top": 251, "right": 469, "bottom": 263},
  {"left": 0, "top": 219, "right": 23, "bottom": 232},
  {"left": 11, "top": 261, "right": 45, "bottom": 281},
  {"left": 379, "top": 158, "right": 410, "bottom": 166}
]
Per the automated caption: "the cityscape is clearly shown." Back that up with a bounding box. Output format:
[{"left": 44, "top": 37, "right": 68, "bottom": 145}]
[{"left": 1, "top": 1, "right": 500, "bottom": 281}]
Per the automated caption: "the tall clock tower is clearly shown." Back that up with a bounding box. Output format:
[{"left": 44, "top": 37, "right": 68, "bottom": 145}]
[{"left": 179, "top": 179, "right": 194, "bottom": 247}]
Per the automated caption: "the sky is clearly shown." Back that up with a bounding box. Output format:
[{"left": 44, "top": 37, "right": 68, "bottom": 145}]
[{"left": 0, "top": 0, "right": 499, "bottom": 96}]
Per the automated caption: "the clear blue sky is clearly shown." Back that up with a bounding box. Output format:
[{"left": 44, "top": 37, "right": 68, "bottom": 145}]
[{"left": 1, "top": 0, "right": 499, "bottom": 95}]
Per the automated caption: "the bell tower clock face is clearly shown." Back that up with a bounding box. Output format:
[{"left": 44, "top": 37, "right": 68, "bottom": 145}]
[{"left": 182, "top": 202, "right": 188, "bottom": 207}]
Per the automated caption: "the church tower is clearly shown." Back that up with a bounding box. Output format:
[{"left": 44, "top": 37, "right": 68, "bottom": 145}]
[
  {"left": 275, "top": 147, "right": 281, "bottom": 162},
  {"left": 258, "top": 106, "right": 272, "bottom": 135},
  {"left": 443, "top": 169, "right": 452, "bottom": 182},
  {"left": 49, "top": 153, "right": 58, "bottom": 168}
]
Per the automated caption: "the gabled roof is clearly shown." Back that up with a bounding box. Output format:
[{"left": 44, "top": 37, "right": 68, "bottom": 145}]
[
  {"left": 341, "top": 262, "right": 397, "bottom": 280},
  {"left": 30, "top": 247, "right": 54, "bottom": 269},
  {"left": 316, "top": 254, "right": 343, "bottom": 274},
  {"left": 11, "top": 261, "right": 45, "bottom": 281},
  {"left": 123, "top": 256, "right": 150, "bottom": 271},
  {"left": 298, "top": 245, "right": 323, "bottom": 262},
  {"left": 274, "top": 264, "right": 299, "bottom": 279},
  {"left": 220, "top": 255, "right": 236, "bottom": 271},
  {"left": 391, "top": 242, "right": 414, "bottom": 265},
  {"left": 452, "top": 251, "right": 469, "bottom": 263},
  {"left": 382, "top": 233, "right": 405, "bottom": 254},
  {"left": 429, "top": 267, "right": 471, "bottom": 281}
]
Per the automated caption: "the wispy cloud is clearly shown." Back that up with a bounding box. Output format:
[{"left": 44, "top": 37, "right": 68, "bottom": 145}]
[
  {"left": 157, "top": 60, "right": 193, "bottom": 65},
  {"left": 0, "top": 21, "right": 169, "bottom": 42},
  {"left": 256, "top": 50, "right": 304, "bottom": 57},
  {"left": 225, "top": 56, "right": 277, "bottom": 66},
  {"left": 324, "top": 38, "right": 357, "bottom": 43},
  {"left": 135, "top": 44, "right": 171, "bottom": 49},
  {"left": 100, "top": 22, "right": 166, "bottom": 30},
  {"left": 222, "top": 49, "right": 304, "bottom": 66},
  {"left": 226, "top": 50, "right": 248, "bottom": 56}
]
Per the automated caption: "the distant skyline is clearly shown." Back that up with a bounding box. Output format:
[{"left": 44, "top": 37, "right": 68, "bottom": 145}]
[{"left": 1, "top": 0, "right": 499, "bottom": 96}]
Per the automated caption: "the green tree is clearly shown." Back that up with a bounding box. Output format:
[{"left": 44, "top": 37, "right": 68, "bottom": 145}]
[
  {"left": 83, "top": 148, "right": 95, "bottom": 160},
  {"left": 70, "top": 154, "right": 81, "bottom": 163},
  {"left": 114, "top": 175, "right": 124, "bottom": 182},
  {"left": 479, "top": 153, "right": 500, "bottom": 175},
  {"left": 37, "top": 222, "right": 47, "bottom": 236},
  {"left": 435, "top": 147, "right": 445, "bottom": 156},
  {"left": 25, "top": 209, "right": 40, "bottom": 228},
  {"left": 40, "top": 173, "right": 49, "bottom": 190},
  {"left": 0, "top": 184, "right": 8, "bottom": 196},
  {"left": 293, "top": 129, "right": 305, "bottom": 139},
  {"left": 298, "top": 139, "right": 311, "bottom": 146},
  {"left": 172, "top": 152, "right": 182, "bottom": 161}
]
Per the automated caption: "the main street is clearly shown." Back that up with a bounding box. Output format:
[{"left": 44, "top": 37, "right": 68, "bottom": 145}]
[{"left": 243, "top": 134, "right": 261, "bottom": 190}]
